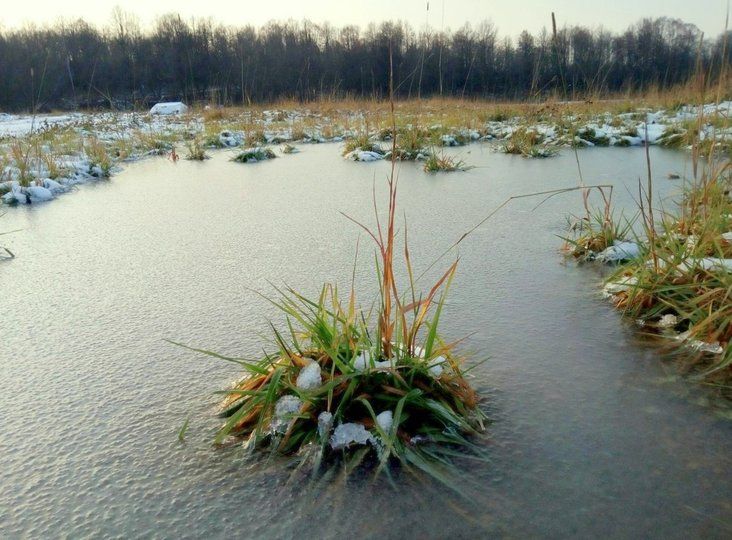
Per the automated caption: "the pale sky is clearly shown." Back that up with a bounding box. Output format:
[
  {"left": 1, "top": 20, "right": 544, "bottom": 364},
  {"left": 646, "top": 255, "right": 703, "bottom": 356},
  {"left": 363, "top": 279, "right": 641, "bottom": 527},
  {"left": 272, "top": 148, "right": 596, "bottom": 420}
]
[{"left": 0, "top": 0, "right": 728, "bottom": 38}]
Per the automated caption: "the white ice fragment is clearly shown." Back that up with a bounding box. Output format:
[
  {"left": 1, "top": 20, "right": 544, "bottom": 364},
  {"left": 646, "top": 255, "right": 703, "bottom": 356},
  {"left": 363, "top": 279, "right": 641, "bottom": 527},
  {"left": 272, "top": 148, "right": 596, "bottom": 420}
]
[
  {"left": 317, "top": 411, "right": 333, "bottom": 440},
  {"left": 428, "top": 356, "right": 445, "bottom": 378},
  {"left": 678, "top": 258, "right": 732, "bottom": 273},
  {"left": 352, "top": 350, "right": 391, "bottom": 371},
  {"left": 596, "top": 241, "right": 640, "bottom": 263},
  {"left": 658, "top": 314, "right": 678, "bottom": 328},
  {"left": 375, "top": 410, "right": 393, "bottom": 434},
  {"left": 603, "top": 275, "right": 638, "bottom": 297},
  {"left": 329, "top": 422, "right": 374, "bottom": 450},
  {"left": 296, "top": 361, "right": 322, "bottom": 390},
  {"left": 675, "top": 332, "right": 724, "bottom": 355},
  {"left": 721, "top": 232, "right": 732, "bottom": 242},
  {"left": 149, "top": 101, "right": 188, "bottom": 115},
  {"left": 271, "top": 395, "right": 302, "bottom": 433}
]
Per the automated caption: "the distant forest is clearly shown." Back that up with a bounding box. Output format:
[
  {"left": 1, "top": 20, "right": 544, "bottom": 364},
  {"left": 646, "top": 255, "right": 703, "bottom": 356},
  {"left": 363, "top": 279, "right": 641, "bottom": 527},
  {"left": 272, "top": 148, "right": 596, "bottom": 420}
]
[{"left": 0, "top": 10, "right": 729, "bottom": 111}]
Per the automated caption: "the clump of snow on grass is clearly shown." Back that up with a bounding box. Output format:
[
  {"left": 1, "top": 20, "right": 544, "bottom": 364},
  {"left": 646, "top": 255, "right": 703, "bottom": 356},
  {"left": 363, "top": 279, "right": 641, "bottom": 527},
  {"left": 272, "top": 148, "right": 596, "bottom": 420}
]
[
  {"left": 428, "top": 357, "right": 445, "bottom": 378},
  {"left": 344, "top": 150, "right": 384, "bottom": 162},
  {"left": 657, "top": 314, "right": 679, "bottom": 328},
  {"left": 352, "top": 350, "right": 391, "bottom": 371},
  {"left": 271, "top": 395, "right": 302, "bottom": 433},
  {"left": 376, "top": 411, "right": 393, "bottom": 434},
  {"left": 296, "top": 361, "right": 322, "bottom": 390},
  {"left": 330, "top": 422, "right": 374, "bottom": 450}
]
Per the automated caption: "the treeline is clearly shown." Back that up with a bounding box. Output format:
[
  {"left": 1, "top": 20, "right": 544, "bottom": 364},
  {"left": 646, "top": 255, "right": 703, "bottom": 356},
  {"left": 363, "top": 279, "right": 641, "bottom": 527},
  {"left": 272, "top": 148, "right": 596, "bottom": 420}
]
[{"left": 0, "top": 11, "right": 729, "bottom": 111}]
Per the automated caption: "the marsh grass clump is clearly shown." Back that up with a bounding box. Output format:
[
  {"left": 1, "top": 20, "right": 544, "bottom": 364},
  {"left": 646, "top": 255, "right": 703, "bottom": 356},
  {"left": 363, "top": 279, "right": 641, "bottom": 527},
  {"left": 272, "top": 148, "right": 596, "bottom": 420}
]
[
  {"left": 423, "top": 151, "right": 470, "bottom": 173},
  {"left": 182, "top": 71, "right": 487, "bottom": 486},
  {"left": 575, "top": 127, "right": 610, "bottom": 146},
  {"left": 342, "top": 134, "right": 384, "bottom": 156},
  {"left": 181, "top": 185, "right": 487, "bottom": 484},
  {"left": 9, "top": 143, "right": 33, "bottom": 187},
  {"left": 136, "top": 131, "right": 175, "bottom": 155},
  {"left": 385, "top": 128, "right": 432, "bottom": 161},
  {"left": 502, "top": 128, "right": 556, "bottom": 158},
  {"left": 232, "top": 147, "right": 276, "bottom": 163},
  {"left": 563, "top": 208, "right": 635, "bottom": 261},
  {"left": 185, "top": 139, "right": 209, "bottom": 161},
  {"left": 85, "top": 139, "right": 112, "bottom": 177},
  {"left": 602, "top": 167, "right": 732, "bottom": 387}
]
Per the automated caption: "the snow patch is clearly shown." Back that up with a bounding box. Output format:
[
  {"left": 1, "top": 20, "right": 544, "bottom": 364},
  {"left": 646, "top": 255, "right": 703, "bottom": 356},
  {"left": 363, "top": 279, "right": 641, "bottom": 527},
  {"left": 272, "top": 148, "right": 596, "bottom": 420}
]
[{"left": 150, "top": 102, "right": 188, "bottom": 115}]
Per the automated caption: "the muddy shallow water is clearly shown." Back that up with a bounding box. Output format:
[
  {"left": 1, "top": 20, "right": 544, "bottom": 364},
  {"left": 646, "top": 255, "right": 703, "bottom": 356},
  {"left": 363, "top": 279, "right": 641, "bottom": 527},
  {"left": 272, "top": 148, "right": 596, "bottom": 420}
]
[{"left": 1, "top": 143, "right": 730, "bottom": 538}]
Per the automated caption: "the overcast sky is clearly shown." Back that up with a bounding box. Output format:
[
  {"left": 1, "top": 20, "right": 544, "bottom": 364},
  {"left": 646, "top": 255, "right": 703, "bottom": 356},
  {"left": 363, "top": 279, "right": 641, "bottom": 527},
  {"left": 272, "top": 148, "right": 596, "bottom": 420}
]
[{"left": 1, "top": 0, "right": 728, "bottom": 37}]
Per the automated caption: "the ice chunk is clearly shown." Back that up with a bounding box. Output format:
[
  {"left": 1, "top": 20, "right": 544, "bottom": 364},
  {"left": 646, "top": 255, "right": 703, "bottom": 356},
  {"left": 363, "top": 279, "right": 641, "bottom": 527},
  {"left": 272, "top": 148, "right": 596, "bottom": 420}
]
[
  {"left": 676, "top": 332, "right": 724, "bottom": 354},
  {"left": 428, "top": 356, "right": 445, "bottom": 378},
  {"left": 149, "top": 102, "right": 188, "bottom": 115},
  {"left": 352, "top": 350, "right": 391, "bottom": 371},
  {"left": 296, "top": 361, "right": 322, "bottom": 390},
  {"left": 658, "top": 314, "right": 678, "bottom": 328},
  {"left": 330, "top": 422, "right": 374, "bottom": 449},
  {"left": 678, "top": 258, "right": 732, "bottom": 273},
  {"left": 596, "top": 241, "right": 641, "bottom": 262},
  {"left": 603, "top": 275, "right": 638, "bottom": 296},
  {"left": 376, "top": 411, "right": 393, "bottom": 434}
]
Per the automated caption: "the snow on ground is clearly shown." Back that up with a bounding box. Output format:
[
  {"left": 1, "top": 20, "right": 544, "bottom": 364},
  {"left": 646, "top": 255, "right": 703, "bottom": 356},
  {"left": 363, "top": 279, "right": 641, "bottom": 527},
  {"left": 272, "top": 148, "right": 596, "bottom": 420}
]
[
  {"left": 0, "top": 100, "right": 728, "bottom": 210},
  {"left": 0, "top": 114, "right": 81, "bottom": 137}
]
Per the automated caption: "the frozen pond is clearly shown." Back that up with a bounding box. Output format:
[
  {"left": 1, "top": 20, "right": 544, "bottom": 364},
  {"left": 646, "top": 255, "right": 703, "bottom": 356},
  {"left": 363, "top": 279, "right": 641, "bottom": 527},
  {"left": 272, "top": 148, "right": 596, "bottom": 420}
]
[{"left": 1, "top": 143, "right": 730, "bottom": 538}]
